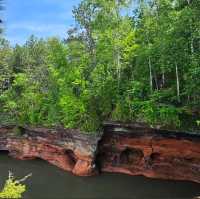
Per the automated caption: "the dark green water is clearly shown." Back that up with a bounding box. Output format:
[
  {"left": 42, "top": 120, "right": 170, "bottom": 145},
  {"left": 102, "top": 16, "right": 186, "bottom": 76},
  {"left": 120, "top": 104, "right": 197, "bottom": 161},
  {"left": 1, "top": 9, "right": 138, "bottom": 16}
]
[{"left": 0, "top": 153, "right": 199, "bottom": 199}]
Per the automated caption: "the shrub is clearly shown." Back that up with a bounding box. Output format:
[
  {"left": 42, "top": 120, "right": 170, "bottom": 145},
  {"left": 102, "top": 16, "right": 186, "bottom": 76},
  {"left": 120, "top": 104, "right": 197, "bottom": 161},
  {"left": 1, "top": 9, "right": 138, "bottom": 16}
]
[{"left": 0, "top": 171, "right": 31, "bottom": 199}]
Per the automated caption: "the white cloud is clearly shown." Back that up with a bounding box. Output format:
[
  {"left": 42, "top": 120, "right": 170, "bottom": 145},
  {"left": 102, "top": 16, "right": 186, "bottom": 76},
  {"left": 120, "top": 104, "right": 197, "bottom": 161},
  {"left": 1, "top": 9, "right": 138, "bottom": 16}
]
[
  {"left": 9, "top": 22, "right": 67, "bottom": 33},
  {"left": 6, "top": 22, "right": 70, "bottom": 45}
]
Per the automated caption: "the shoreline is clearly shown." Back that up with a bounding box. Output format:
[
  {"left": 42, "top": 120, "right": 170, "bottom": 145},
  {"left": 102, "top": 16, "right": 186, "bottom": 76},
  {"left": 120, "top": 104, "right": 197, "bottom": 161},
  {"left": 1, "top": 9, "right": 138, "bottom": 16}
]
[{"left": 0, "top": 122, "right": 199, "bottom": 184}]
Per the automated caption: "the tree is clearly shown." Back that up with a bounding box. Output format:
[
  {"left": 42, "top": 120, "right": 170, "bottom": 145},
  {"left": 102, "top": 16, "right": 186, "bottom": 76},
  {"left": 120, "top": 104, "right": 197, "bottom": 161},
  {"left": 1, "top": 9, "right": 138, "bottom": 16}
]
[
  {"left": 0, "top": 0, "right": 199, "bottom": 132},
  {"left": 0, "top": 0, "right": 3, "bottom": 34},
  {"left": 0, "top": 171, "right": 31, "bottom": 199}
]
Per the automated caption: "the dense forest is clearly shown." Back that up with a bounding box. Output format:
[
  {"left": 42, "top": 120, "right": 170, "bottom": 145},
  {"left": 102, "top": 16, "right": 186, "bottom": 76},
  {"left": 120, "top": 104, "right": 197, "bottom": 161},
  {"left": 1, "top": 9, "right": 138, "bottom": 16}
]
[{"left": 0, "top": 0, "right": 199, "bottom": 133}]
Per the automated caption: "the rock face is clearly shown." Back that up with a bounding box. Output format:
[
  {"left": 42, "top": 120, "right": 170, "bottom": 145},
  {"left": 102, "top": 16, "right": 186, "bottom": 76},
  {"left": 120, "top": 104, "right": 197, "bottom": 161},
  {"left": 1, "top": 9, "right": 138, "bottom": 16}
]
[
  {"left": 0, "top": 126, "right": 99, "bottom": 176},
  {"left": 98, "top": 122, "right": 200, "bottom": 183},
  {"left": 0, "top": 122, "right": 200, "bottom": 183}
]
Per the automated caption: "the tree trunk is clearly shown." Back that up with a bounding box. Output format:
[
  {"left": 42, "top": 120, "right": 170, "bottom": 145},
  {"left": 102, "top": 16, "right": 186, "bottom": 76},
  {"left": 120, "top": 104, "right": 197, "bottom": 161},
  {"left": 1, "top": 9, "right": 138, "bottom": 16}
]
[
  {"left": 186, "top": 0, "right": 190, "bottom": 5},
  {"left": 149, "top": 57, "right": 153, "bottom": 93},
  {"left": 153, "top": 70, "right": 159, "bottom": 90},
  {"left": 117, "top": 50, "right": 121, "bottom": 89},
  {"left": 162, "top": 71, "right": 165, "bottom": 88},
  {"left": 115, "top": 0, "right": 121, "bottom": 90},
  {"left": 191, "top": 37, "right": 194, "bottom": 55},
  {"left": 175, "top": 61, "right": 180, "bottom": 102}
]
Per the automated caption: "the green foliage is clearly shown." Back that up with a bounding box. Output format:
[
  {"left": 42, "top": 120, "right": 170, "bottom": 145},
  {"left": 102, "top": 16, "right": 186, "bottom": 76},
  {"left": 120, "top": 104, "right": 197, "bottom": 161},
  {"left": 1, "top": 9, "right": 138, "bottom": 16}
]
[
  {"left": 138, "top": 101, "right": 181, "bottom": 128},
  {"left": 11, "top": 126, "right": 23, "bottom": 136},
  {"left": 0, "top": 0, "right": 199, "bottom": 132}
]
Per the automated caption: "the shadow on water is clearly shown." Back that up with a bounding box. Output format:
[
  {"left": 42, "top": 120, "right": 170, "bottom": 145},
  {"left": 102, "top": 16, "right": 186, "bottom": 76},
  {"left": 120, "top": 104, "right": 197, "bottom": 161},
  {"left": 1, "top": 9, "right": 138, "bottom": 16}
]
[{"left": 0, "top": 154, "right": 199, "bottom": 199}]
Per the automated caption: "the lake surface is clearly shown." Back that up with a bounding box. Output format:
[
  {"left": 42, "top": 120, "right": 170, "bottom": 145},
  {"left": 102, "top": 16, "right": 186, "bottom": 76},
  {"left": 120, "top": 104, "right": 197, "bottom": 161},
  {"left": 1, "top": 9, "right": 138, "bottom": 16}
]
[{"left": 0, "top": 153, "right": 199, "bottom": 199}]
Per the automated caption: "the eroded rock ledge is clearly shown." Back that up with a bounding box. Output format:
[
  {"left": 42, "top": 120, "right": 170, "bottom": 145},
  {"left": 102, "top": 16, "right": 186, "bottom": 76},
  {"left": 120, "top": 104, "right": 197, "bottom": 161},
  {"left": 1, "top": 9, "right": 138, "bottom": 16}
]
[
  {"left": 0, "top": 126, "right": 99, "bottom": 176},
  {"left": 0, "top": 122, "right": 200, "bottom": 183},
  {"left": 99, "top": 122, "right": 200, "bottom": 183}
]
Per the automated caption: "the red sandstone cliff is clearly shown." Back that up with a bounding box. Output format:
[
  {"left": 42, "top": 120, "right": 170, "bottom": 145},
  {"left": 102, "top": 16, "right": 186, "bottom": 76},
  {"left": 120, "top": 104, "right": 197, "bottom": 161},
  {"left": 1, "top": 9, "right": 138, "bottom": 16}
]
[
  {"left": 98, "top": 122, "right": 200, "bottom": 183},
  {"left": 0, "top": 126, "right": 99, "bottom": 176},
  {"left": 0, "top": 123, "right": 200, "bottom": 183}
]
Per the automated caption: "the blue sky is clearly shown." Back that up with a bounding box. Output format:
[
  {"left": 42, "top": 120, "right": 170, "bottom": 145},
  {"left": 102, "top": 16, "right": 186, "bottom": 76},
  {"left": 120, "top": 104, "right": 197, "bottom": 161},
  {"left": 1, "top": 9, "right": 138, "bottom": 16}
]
[{"left": 4, "top": 0, "right": 81, "bottom": 45}]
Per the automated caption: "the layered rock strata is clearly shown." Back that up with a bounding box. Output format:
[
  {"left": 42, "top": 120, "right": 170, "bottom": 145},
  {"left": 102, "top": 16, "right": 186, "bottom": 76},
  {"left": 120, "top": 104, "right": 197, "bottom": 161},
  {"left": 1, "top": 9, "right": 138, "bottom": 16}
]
[
  {"left": 0, "top": 123, "right": 199, "bottom": 183},
  {"left": 0, "top": 126, "right": 99, "bottom": 176},
  {"left": 98, "top": 122, "right": 200, "bottom": 183}
]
